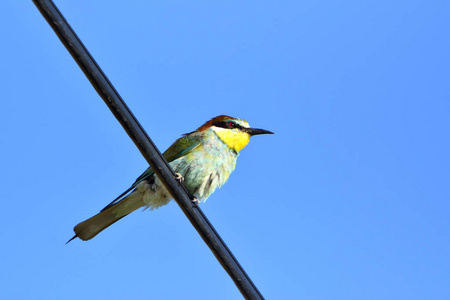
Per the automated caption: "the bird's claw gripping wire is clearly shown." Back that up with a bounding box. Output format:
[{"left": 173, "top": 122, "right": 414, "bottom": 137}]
[
  {"left": 174, "top": 172, "right": 199, "bottom": 206},
  {"left": 174, "top": 172, "right": 184, "bottom": 183},
  {"left": 191, "top": 197, "right": 200, "bottom": 207}
]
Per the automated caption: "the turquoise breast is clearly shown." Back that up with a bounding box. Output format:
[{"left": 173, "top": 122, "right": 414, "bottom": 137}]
[{"left": 170, "top": 130, "right": 238, "bottom": 201}]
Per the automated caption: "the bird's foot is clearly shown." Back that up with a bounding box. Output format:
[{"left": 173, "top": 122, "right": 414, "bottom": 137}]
[
  {"left": 174, "top": 173, "right": 184, "bottom": 183},
  {"left": 191, "top": 197, "right": 200, "bottom": 207}
]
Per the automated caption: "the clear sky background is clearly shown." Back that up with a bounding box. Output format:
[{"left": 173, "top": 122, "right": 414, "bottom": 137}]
[{"left": 1, "top": 1, "right": 449, "bottom": 299}]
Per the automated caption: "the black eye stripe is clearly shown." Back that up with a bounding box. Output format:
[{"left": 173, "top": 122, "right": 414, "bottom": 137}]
[{"left": 212, "top": 121, "right": 242, "bottom": 130}]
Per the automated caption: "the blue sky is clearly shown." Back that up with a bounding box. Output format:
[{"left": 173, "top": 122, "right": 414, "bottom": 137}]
[{"left": 2, "top": 1, "right": 449, "bottom": 299}]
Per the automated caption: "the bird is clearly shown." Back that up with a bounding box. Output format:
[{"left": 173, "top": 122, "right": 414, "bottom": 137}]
[{"left": 68, "top": 115, "right": 273, "bottom": 242}]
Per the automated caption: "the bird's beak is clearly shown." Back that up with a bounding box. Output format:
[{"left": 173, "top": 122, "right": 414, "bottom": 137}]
[{"left": 244, "top": 128, "right": 274, "bottom": 136}]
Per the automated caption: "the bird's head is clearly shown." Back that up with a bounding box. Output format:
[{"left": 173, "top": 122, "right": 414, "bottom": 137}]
[{"left": 197, "top": 115, "right": 274, "bottom": 153}]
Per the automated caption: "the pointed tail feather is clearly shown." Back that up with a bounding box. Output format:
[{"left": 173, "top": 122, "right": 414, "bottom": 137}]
[{"left": 70, "top": 191, "right": 145, "bottom": 242}]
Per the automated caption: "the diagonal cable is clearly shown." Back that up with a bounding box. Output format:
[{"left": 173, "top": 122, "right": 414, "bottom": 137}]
[{"left": 32, "top": 0, "right": 264, "bottom": 299}]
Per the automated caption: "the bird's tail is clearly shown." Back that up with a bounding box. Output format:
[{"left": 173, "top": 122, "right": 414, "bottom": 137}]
[{"left": 69, "top": 190, "right": 145, "bottom": 242}]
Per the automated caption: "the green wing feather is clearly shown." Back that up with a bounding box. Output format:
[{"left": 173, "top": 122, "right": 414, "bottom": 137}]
[
  {"left": 163, "top": 134, "right": 202, "bottom": 162},
  {"left": 101, "top": 134, "right": 201, "bottom": 211},
  {"left": 133, "top": 134, "right": 202, "bottom": 184}
]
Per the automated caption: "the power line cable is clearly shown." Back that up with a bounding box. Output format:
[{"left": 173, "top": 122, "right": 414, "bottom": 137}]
[{"left": 32, "top": 1, "right": 264, "bottom": 299}]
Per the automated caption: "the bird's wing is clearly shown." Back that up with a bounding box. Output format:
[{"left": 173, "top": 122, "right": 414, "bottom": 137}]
[
  {"left": 133, "top": 134, "right": 202, "bottom": 184},
  {"left": 100, "top": 134, "right": 202, "bottom": 212},
  {"left": 163, "top": 134, "right": 203, "bottom": 162}
]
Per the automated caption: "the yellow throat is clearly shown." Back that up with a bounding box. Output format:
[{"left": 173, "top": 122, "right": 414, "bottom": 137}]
[{"left": 213, "top": 127, "right": 250, "bottom": 153}]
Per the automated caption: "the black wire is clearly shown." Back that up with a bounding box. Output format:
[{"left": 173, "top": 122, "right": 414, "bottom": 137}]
[{"left": 32, "top": 1, "right": 264, "bottom": 299}]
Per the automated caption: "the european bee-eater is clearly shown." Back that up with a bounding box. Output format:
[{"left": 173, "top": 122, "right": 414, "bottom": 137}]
[{"left": 69, "top": 115, "right": 273, "bottom": 242}]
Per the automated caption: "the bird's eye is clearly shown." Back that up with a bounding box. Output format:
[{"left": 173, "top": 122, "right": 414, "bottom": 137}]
[{"left": 228, "top": 122, "right": 235, "bottom": 128}]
